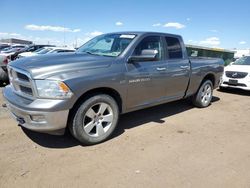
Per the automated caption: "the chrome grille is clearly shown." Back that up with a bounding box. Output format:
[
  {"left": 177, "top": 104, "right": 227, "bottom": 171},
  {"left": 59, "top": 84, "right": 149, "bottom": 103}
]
[
  {"left": 8, "top": 66, "right": 34, "bottom": 98},
  {"left": 16, "top": 72, "right": 29, "bottom": 82},
  {"left": 225, "top": 71, "right": 248, "bottom": 79}
]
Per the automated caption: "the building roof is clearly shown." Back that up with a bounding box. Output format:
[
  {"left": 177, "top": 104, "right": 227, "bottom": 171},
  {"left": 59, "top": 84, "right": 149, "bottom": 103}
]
[
  {"left": 0, "top": 38, "right": 32, "bottom": 45},
  {"left": 186, "top": 44, "right": 235, "bottom": 53}
]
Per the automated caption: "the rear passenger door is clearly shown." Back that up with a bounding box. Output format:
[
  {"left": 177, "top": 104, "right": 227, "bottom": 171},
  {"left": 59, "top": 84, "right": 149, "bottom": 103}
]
[{"left": 164, "top": 36, "right": 190, "bottom": 99}]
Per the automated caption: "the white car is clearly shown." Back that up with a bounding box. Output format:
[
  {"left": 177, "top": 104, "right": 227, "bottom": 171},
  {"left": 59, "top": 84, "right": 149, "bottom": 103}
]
[
  {"left": 18, "top": 47, "right": 75, "bottom": 58},
  {"left": 18, "top": 47, "right": 48, "bottom": 58},
  {"left": 220, "top": 56, "right": 250, "bottom": 91}
]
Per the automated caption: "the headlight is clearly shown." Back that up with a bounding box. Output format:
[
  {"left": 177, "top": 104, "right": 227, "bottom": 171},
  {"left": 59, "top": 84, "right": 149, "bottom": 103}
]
[{"left": 35, "top": 80, "right": 73, "bottom": 99}]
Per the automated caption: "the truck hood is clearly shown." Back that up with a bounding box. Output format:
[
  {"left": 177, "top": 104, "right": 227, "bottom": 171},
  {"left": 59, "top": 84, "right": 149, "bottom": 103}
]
[
  {"left": 225, "top": 64, "right": 250, "bottom": 73},
  {"left": 9, "top": 52, "right": 114, "bottom": 79}
]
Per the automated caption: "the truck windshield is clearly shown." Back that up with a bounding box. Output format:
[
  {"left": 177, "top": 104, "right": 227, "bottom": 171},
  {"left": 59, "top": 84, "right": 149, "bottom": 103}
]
[
  {"left": 234, "top": 56, "right": 250, "bottom": 65},
  {"left": 77, "top": 34, "right": 136, "bottom": 57}
]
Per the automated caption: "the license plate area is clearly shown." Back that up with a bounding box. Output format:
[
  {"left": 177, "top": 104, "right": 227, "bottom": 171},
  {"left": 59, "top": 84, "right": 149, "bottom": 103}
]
[{"left": 228, "top": 79, "right": 238, "bottom": 85}]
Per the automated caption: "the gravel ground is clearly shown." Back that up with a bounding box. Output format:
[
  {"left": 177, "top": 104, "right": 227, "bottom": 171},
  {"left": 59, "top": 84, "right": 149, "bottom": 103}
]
[{"left": 0, "top": 87, "right": 250, "bottom": 188}]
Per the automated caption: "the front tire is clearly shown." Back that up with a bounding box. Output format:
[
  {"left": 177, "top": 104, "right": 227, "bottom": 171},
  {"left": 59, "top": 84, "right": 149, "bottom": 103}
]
[
  {"left": 69, "top": 94, "right": 119, "bottom": 145},
  {"left": 192, "top": 80, "right": 213, "bottom": 108}
]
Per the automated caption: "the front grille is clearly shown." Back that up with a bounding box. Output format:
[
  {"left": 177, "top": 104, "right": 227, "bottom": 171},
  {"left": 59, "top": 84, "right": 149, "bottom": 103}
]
[
  {"left": 16, "top": 72, "right": 29, "bottom": 82},
  {"left": 225, "top": 71, "right": 248, "bottom": 79},
  {"left": 8, "top": 67, "right": 34, "bottom": 98},
  {"left": 19, "top": 85, "right": 33, "bottom": 96}
]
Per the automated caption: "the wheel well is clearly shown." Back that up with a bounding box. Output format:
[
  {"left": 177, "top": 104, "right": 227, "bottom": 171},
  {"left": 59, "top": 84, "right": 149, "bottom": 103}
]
[
  {"left": 202, "top": 74, "right": 215, "bottom": 86},
  {"left": 71, "top": 87, "right": 123, "bottom": 114}
]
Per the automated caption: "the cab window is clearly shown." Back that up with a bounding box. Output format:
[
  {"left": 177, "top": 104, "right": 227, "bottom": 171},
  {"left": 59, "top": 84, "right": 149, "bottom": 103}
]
[
  {"left": 165, "top": 37, "right": 183, "bottom": 59},
  {"left": 133, "top": 36, "right": 163, "bottom": 61}
]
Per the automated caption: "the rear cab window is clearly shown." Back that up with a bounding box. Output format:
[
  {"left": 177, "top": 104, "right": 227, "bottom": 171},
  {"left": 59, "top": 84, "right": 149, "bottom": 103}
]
[{"left": 165, "top": 36, "right": 183, "bottom": 59}]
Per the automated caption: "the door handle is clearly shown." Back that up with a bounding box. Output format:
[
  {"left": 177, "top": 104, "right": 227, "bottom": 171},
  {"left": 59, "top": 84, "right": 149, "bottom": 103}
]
[
  {"left": 180, "top": 65, "right": 189, "bottom": 69},
  {"left": 156, "top": 67, "right": 166, "bottom": 71}
]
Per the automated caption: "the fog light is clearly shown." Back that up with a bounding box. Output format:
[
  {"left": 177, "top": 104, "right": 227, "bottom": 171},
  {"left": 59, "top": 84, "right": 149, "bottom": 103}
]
[{"left": 30, "top": 115, "right": 45, "bottom": 122}]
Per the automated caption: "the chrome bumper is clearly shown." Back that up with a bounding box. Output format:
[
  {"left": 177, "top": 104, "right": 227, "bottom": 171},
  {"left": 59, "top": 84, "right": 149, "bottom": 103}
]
[{"left": 3, "top": 86, "right": 69, "bottom": 135}]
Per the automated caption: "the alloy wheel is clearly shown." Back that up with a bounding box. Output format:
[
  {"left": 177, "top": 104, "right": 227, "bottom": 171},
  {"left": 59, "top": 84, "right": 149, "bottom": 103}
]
[
  {"left": 83, "top": 102, "right": 113, "bottom": 137},
  {"left": 201, "top": 84, "right": 212, "bottom": 105}
]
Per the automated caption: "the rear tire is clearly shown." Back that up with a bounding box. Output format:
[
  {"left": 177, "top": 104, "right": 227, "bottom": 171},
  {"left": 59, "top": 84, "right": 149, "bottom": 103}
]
[
  {"left": 69, "top": 94, "right": 119, "bottom": 145},
  {"left": 192, "top": 80, "right": 213, "bottom": 108}
]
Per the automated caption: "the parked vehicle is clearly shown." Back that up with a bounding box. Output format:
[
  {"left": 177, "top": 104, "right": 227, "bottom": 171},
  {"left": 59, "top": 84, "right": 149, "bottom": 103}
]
[
  {"left": 3, "top": 32, "right": 224, "bottom": 145},
  {"left": 17, "top": 47, "right": 49, "bottom": 58},
  {"left": 18, "top": 47, "right": 75, "bottom": 58},
  {"left": 11, "top": 44, "right": 56, "bottom": 60},
  {"left": 220, "top": 56, "right": 250, "bottom": 90},
  {"left": 0, "top": 44, "right": 11, "bottom": 51},
  {"left": 1, "top": 45, "right": 54, "bottom": 83},
  {"left": 48, "top": 48, "right": 75, "bottom": 53},
  {"left": 0, "top": 45, "right": 27, "bottom": 84},
  {"left": 0, "top": 45, "right": 26, "bottom": 53},
  {"left": 0, "top": 45, "right": 27, "bottom": 61}
]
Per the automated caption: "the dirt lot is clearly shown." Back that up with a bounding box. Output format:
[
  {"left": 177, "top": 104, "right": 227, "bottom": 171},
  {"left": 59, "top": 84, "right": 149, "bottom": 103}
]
[{"left": 0, "top": 87, "right": 250, "bottom": 188}]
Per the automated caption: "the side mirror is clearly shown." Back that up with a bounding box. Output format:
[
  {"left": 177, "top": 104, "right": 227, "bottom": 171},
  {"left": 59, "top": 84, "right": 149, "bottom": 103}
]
[{"left": 128, "top": 49, "right": 158, "bottom": 63}]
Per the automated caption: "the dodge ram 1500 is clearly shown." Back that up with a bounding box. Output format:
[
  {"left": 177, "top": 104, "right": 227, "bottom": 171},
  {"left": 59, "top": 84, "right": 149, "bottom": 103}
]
[{"left": 3, "top": 32, "right": 224, "bottom": 144}]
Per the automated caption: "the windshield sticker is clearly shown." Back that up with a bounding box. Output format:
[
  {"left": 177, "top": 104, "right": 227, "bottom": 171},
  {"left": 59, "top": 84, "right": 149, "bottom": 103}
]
[{"left": 120, "top": 34, "right": 136, "bottom": 39}]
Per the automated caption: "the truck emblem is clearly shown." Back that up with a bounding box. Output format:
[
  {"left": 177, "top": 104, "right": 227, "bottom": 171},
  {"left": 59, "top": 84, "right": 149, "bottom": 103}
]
[{"left": 129, "top": 78, "right": 151, "bottom": 83}]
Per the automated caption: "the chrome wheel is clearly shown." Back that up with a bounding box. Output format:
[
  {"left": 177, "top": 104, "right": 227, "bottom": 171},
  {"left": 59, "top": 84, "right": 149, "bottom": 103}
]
[
  {"left": 201, "top": 84, "right": 212, "bottom": 105},
  {"left": 83, "top": 102, "right": 113, "bottom": 137}
]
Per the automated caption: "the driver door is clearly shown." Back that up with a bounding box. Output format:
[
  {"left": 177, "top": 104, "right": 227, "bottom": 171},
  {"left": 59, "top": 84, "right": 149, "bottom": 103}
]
[{"left": 125, "top": 36, "right": 167, "bottom": 110}]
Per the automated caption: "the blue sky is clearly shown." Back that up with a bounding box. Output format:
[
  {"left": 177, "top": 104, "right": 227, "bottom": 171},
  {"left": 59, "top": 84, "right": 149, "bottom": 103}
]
[{"left": 0, "top": 0, "right": 249, "bottom": 49}]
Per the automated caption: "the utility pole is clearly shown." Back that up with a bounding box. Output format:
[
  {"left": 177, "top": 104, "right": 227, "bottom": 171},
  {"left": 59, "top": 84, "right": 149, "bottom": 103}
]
[
  {"left": 63, "top": 24, "right": 65, "bottom": 47},
  {"left": 75, "top": 36, "right": 77, "bottom": 48}
]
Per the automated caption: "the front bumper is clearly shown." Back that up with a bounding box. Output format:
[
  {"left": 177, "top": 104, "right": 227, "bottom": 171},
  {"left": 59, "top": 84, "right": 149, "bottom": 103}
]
[
  {"left": 3, "top": 86, "right": 70, "bottom": 135},
  {"left": 220, "top": 75, "right": 250, "bottom": 91}
]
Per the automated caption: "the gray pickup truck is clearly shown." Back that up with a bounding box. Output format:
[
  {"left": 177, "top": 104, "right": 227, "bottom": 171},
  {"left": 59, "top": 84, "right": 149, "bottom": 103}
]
[{"left": 3, "top": 32, "right": 224, "bottom": 145}]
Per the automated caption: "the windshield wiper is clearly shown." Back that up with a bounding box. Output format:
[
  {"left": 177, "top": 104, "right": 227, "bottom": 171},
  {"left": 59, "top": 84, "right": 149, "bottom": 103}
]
[
  {"left": 98, "top": 54, "right": 114, "bottom": 57},
  {"left": 84, "top": 51, "right": 100, "bottom": 56},
  {"left": 85, "top": 51, "right": 94, "bottom": 55},
  {"left": 84, "top": 51, "right": 114, "bottom": 57}
]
